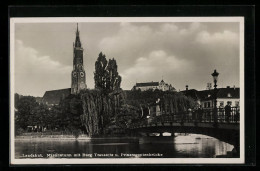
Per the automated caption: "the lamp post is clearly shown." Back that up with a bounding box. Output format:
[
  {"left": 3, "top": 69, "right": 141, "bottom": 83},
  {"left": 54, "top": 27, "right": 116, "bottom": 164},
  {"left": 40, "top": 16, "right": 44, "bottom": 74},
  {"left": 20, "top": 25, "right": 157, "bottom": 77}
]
[{"left": 211, "top": 69, "right": 219, "bottom": 126}]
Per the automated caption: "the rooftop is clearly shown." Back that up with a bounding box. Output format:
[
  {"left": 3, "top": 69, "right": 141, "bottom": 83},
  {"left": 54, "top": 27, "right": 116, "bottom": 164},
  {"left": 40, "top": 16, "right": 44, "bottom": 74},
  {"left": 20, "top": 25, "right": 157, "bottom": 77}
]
[
  {"left": 136, "top": 82, "right": 159, "bottom": 87},
  {"left": 181, "top": 87, "right": 240, "bottom": 100},
  {"left": 217, "top": 87, "right": 240, "bottom": 98},
  {"left": 42, "top": 88, "right": 71, "bottom": 105}
]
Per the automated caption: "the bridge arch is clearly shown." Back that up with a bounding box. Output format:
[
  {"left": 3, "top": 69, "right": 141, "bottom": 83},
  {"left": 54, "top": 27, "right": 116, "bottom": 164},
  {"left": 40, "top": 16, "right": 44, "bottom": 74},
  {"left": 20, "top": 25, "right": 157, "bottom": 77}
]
[
  {"left": 130, "top": 122, "right": 239, "bottom": 156},
  {"left": 130, "top": 107, "right": 240, "bottom": 156}
]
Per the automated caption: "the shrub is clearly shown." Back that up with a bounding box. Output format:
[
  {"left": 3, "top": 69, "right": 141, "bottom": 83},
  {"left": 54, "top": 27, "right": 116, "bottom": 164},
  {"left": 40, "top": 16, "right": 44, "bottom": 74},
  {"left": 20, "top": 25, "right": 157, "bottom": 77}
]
[{"left": 15, "top": 127, "right": 24, "bottom": 136}]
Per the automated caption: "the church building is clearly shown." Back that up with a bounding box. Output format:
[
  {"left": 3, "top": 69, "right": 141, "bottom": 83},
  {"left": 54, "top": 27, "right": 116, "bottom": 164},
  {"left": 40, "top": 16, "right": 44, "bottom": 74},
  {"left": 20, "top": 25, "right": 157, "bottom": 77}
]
[
  {"left": 42, "top": 24, "right": 87, "bottom": 106},
  {"left": 71, "top": 24, "right": 87, "bottom": 94}
]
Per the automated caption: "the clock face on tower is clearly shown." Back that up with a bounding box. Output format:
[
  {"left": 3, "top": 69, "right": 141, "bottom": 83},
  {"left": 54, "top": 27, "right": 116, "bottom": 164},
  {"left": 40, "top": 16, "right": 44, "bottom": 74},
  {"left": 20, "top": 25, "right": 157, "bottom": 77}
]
[
  {"left": 77, "top": 64, "right": 82, "bottom": 70},
  {"left": 80, "top": 72, "right": 84, "bottom": 77},
  {"left": 80, "top": 83, "right": 85, "bottom": 89}
]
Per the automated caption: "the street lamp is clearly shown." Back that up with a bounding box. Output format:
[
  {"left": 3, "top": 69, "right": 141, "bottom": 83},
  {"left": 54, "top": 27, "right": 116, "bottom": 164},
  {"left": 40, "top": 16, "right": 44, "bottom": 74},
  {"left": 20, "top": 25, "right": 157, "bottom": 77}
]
[
  {"left": 211, "top": 69, "right": 219, "bottom": 89},
  {"left": 211, "top": 69, "right": 219, "bottom": 126}
]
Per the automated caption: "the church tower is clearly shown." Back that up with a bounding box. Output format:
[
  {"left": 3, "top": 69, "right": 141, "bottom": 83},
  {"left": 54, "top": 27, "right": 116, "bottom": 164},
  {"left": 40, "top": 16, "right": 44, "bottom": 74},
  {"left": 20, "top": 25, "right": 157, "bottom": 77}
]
[{"left": 71, "top": 24, "right": 87, "bottom": 94}]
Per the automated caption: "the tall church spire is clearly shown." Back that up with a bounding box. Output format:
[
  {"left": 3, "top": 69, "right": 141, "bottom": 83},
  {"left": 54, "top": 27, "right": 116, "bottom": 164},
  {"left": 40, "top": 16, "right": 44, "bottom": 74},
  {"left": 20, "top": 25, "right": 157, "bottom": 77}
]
[
  {"left": 75, "top": 23, "right": 81, "bottom": 47},
  {"left": 71, "top": 23, "right": 87, "bottom": 94}
]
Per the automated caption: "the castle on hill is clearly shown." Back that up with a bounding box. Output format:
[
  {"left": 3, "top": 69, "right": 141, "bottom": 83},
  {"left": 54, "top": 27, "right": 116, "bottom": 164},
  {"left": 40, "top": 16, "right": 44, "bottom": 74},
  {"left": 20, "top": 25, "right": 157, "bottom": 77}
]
[{"left": 132, "top": 80, "right": 176, "bottom": 92}]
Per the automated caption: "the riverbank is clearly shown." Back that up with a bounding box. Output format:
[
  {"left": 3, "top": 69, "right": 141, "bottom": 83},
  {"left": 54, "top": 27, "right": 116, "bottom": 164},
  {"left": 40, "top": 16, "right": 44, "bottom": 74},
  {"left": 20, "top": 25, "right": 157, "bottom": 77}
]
[
  {"left": 15, "top": 134, "right": 140, "bottom": 141},
  {"left": 15, "top": 135, "right": 90, "bottom": 140}
]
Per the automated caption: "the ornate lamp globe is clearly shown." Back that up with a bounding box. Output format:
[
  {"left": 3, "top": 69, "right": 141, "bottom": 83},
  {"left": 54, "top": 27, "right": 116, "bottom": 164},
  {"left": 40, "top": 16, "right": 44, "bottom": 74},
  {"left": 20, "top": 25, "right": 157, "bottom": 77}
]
[{"left": 211, "top": 69, "right": 219, "bottom": 84}]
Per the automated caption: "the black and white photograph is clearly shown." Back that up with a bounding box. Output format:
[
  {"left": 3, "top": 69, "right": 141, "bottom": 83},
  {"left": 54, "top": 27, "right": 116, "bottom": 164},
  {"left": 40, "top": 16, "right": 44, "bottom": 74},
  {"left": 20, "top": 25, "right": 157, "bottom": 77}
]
[{"left": 10, "top": 17, "right": 244, "bottom": 164}]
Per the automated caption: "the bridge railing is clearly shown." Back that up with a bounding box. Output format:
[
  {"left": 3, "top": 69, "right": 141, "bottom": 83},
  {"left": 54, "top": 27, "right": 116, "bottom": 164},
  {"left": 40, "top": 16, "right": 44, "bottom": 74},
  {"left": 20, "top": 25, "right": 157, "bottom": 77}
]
[
  {"left": 203, "top": 107, "right": 240, "bottom": 123},
  {"left": 130, "top": 107, "right": 239, "bottom": 128}
]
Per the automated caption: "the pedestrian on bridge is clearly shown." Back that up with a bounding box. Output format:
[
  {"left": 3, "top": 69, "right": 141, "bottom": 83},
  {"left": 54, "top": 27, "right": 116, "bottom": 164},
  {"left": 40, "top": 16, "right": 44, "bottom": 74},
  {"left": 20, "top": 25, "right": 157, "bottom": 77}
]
[
  {"left": 197, "top": 105, "right": 203, "bottom": 122},
  {"left": 234, "top": 107, "right": 240, "bottom": 123},
  {"left": 192, "top": 108, "right": 197, "bottom": 121},
  {"left": 225, "top": 102, "right": 232, "bottom": 123},
  {"left": 188, "top": 108, "right": 192, "bottom": 122}
]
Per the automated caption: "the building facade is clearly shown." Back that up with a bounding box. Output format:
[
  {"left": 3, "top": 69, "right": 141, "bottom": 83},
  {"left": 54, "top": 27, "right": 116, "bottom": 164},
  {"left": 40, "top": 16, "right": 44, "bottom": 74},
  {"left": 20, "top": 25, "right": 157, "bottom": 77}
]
[
  {"left": 132, "top": 80, "right": 176, "bottom": 92},
  {"left": 182, "top": 86, "right": 240, "bottom": 109},
  {"left": 215, "top": 87, "right": 240, "bottom": 108},
  {"left": 199, "top": 87, "right": 240, "bottom": 109}
]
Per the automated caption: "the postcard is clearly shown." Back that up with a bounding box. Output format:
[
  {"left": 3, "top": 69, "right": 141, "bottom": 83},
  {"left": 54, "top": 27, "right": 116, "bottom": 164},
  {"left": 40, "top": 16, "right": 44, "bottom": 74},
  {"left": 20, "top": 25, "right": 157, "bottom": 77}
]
[{"left": 10, "top": 17, "right": 244, "bottom": 164}]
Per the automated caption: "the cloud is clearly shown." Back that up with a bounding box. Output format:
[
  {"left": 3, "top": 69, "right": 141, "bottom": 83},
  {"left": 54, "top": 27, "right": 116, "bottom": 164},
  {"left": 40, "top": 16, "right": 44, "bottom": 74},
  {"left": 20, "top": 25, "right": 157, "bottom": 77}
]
[
  {"left": 98, "top": 22, "right": 227, "bottom": 66},
  {"left": 99, "top": 22, "right": 153, "bottom": 58},
  {"left": 196, "top": 30, "right": 239, "bottom": 45},
  {"left": 121, "top": 50, "right": 192, "bottom": 90},
  {"left": 15, "top": 40, "right": 71, "bottom": 96},
  {"left": 14, "top": 22, "right": 240, "bottom": 95},
  {"left": 98, "top": 22, "right": 240, "bottom": 90}
]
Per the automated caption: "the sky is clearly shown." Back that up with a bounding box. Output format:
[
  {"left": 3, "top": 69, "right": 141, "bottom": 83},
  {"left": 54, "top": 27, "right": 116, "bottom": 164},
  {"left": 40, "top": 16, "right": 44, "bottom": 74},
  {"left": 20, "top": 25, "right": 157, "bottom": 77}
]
[{"left": 14, "top": 21, "right": 241, "bottom": 97}]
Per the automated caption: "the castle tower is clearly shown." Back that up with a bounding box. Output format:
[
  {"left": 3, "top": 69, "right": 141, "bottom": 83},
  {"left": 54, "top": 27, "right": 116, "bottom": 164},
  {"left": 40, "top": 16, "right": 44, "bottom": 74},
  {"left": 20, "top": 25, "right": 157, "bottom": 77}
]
[{"left": 71, "top": 23, "right": 87, "bottom": 94}]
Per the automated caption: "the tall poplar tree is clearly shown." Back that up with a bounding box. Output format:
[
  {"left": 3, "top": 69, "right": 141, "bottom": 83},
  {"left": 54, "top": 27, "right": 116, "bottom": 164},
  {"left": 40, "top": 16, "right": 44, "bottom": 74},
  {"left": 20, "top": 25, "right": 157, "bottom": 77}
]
[
  {"left": 94, "top": 52, "right": 108, "bottom": 90},
  {"left": 106, "top": 58, "right": 122, "bottom": 91},
  {"left": 94, "top": 52, "right": 122, "bottom": 93}
]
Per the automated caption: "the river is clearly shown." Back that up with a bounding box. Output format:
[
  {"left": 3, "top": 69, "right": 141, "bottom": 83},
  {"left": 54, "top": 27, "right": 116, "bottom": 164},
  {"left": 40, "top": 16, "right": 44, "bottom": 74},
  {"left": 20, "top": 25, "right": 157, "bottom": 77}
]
[{"left": 15, "top": 134, "right": 234, "bottom": 158}]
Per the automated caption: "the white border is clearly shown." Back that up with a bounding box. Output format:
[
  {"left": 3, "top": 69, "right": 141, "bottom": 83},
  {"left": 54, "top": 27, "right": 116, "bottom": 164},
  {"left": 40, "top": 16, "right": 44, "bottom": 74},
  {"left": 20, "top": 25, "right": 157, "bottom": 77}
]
[{"left": 10, "top": 17, "right": 244, "bottom": 165}]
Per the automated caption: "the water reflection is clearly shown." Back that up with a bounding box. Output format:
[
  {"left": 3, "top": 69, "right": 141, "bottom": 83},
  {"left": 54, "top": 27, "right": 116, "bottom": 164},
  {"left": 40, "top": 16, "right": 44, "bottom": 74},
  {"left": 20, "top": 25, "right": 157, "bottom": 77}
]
[{"left": 15, "top": 134, "right": 234, "bottom": 158}]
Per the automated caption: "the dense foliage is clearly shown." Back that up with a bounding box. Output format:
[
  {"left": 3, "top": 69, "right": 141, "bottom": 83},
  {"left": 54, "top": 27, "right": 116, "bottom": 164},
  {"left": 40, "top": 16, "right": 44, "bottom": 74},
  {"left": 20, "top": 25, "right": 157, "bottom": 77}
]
[
  {"left": 125, "top": 89, "right": 197, "bottom": 113},
  {"left": 15, "top": 89, "right": 197, "bottom": 137},
  {"left": 94, "top": 52, "right": 107, "bottom": 90},
  {"left": 80, "top": 89, "right": 125, "bottom": 136},
  {"left": 15, "top": 93, "right": 84, "bottom": 136},
  {"left": 94, "top": 52, "right": 121, "bottom": 94},
  {"left": 15, "top": 95, "right": 39, "bottom": 130}
]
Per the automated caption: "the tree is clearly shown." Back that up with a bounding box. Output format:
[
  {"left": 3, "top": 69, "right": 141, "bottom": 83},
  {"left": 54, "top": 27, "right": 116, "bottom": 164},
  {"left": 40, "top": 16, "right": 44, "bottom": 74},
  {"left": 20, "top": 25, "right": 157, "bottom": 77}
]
[
  {"left": 30, "top": 103, "right": 50, "bottom": 131},
  {"left": 14, "top": 93, "right": 21, "bottom": 109},
  {"left": 80, "top": 89, "right": 125, "bottom": 137},
  {"left": 59, "top": 94, "right": 84, "bottom": 132},
  {"left": 16, "top": 96, "right": 39, "bottom": 130},
  {"left": 106, "top": 58, "right": 122, "bottom": 91},
  {"left": 94, "top": 52, "right": 122, "bottom": 93},
  {"left": 94, "top": 52, "right": 108, "bottom": 90},
  {"left": 115, "top": 104, "right": 141, "bottom": 129},
  {"left": 124, "top": 90, "right": 197, "bottom": 115},
  {"left": 49, "top": 105, "right": 62, "bottom": 130}
]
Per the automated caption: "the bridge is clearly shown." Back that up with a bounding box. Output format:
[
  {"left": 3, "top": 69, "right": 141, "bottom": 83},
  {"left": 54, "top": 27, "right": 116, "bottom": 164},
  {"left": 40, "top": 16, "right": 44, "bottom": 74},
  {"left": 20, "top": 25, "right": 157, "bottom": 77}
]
[{"left": 129, "top": 107, "right": 240, "bottom": 155}]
